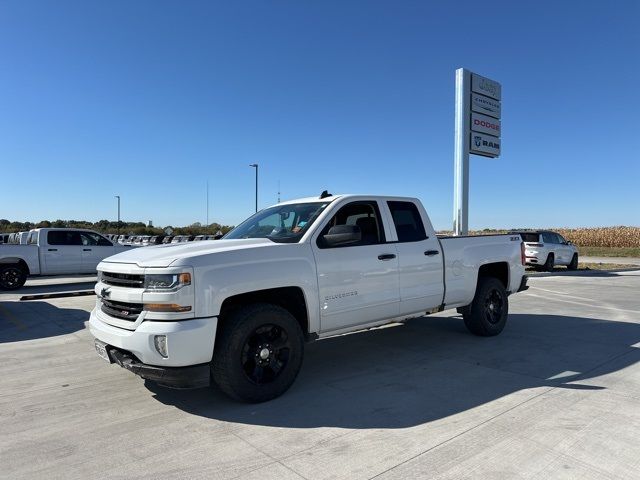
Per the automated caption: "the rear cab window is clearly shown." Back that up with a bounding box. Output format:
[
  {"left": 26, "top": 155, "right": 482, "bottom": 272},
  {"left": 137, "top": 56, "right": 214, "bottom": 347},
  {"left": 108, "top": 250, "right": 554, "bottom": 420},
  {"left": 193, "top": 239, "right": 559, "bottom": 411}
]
[{"left": 387, "top": 201, "right": 427, "bottom": 242}]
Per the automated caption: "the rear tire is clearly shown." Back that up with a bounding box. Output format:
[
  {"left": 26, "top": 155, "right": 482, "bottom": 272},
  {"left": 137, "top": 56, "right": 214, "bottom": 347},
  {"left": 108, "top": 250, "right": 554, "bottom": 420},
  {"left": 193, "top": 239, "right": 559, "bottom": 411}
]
[
  {"left": 0, "top": 265, "right": 27, "bottom": 290},
  {"left": 211, "top": 303, "right": 304, "bottom": 403},
  {"left": 463, "top": 277, "right": 509, "bottom": 337},
  {"left": 543, "top": 253, "right": 555, "bottom": 272},
  {"left": 567, "top": 254, "right": 578, "bottom": 270}
]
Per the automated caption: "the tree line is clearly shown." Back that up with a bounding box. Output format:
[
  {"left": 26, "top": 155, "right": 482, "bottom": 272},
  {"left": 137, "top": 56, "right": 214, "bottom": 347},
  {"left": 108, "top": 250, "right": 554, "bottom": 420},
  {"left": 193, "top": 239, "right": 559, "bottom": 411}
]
[{"left": 0, "top": 219, "right": 235, "bottom": 236}]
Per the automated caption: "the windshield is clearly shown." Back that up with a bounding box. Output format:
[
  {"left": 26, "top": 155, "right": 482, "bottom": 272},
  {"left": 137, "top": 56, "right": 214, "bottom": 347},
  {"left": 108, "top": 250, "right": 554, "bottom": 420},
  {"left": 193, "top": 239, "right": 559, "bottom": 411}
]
[{"left": 224, "top": 202, "right": 331, "bottom": 243}]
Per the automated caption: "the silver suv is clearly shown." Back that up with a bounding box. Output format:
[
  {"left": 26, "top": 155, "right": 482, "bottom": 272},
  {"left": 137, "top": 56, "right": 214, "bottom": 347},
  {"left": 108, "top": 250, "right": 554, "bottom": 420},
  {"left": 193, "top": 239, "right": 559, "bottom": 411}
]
[{"left": 511, "top": 230, "right": 578, "bottom": 271}]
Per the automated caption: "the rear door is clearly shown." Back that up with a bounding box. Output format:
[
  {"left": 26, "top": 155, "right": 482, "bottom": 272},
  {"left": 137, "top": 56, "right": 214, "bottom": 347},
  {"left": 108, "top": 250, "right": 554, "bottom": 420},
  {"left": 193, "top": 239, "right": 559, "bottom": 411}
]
[
  {"left": 312, "top": 200, "right": 400, "bottom": 333},
  {"left": 43, "top": 230, "right": 83, "bottom": 274},
  {"left": 553, "top": 233, "right": 572, "bottom": 265},
  {"left": 385, "top": 201, "right": 444, "bottom": 315}
]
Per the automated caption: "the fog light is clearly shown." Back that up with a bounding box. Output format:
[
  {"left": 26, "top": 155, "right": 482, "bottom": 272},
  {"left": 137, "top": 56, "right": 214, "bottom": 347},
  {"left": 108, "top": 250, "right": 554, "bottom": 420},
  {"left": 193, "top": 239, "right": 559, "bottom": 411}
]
[{"left": 154, "top": 335, "right": 168, "bottom": 358}]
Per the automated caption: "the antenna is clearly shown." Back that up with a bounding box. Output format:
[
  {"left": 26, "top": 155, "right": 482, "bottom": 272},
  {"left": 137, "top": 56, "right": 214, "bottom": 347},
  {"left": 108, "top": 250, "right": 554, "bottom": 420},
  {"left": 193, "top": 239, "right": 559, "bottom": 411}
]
[
  {"left": 277, "top": 180, "right": 281, "bottom": 203},
  {"left": 206, "top": 180, "right": 209, "bottom": 226}
]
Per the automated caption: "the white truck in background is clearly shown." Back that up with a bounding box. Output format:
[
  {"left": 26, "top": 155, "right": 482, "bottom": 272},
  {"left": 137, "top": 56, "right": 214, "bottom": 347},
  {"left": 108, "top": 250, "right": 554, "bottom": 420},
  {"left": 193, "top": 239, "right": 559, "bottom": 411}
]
[
  {"left": 90, "top": 193, "right": 528, "bottom": 403},
  {"left": 0, "top": 228, "right": 133, "bottom": 290}
]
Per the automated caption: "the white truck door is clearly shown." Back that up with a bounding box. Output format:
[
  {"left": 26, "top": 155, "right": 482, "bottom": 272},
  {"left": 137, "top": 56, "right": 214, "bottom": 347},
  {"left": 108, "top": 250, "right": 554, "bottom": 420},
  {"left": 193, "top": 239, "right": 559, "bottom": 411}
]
[
  {"left": 79, "top": 232, "right": 116, "bottom": 273},
  {"left": 42, "top": 230, "right": 83, "bottom": 274},
  {"left": 384, "top": 200, "right": 444, "bottom": 315},
  {"left": 312, "top": 200, "right": 400, "bottom": 333}
]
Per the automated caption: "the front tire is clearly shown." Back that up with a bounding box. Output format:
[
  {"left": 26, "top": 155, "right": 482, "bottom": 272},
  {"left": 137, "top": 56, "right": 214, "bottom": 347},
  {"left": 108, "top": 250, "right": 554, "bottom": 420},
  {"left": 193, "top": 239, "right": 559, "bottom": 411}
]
[
  {"left": 0, "top": 265, "right": 27, "bottom": 290},
  {"left": 543, "top": 253, "right": 555, "bottom": 272},
  {"left": 211, "top": 303, "right": 304, "bottom": 403},
  {"left": 567, "top": 254, "right": 578, "bottom": 270},
  {"left": 463, "top": 277, "right": 509, "bottom": 337}
]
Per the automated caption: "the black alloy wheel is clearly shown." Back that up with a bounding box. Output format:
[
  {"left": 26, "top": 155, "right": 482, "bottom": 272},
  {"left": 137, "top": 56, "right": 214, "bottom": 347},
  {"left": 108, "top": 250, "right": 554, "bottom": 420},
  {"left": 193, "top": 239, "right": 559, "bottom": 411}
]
[
  {"left": 241, "top": 324, "right": 291, "bottom": 385},
  {"left": 211, "top": 303, "right": 304, "bottom": 403},
  {"left": 463, "top": 277, "right": 509, "bottom": 337},
  {"left": 0, "top": 265, "right": 27, "bottom": 290},
  {"left": 484, "top": 288, "right": 504, "bottom": 325}
]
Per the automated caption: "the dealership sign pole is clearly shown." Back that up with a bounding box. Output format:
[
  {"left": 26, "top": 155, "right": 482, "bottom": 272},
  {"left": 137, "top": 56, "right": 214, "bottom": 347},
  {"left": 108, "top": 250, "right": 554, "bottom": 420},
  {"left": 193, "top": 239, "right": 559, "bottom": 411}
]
[{"left": 453, "top": 68, "right": 501, "bottom": 235}]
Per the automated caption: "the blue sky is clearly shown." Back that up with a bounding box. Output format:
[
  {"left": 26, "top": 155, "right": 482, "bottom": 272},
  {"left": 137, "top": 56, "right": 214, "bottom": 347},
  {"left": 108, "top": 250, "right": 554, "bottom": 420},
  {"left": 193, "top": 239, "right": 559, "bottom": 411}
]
[{"left": 1, "top": 1, "right": 638, "bottom": 230}]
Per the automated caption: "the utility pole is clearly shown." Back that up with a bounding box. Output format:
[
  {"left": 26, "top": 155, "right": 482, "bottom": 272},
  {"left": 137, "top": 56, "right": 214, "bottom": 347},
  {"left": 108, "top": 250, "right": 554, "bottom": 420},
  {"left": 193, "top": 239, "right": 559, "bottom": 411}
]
[
  {"left": 115, "top": 195, "right": 121, "bottom": 235},
  {"left": 249, "top": 164, "right": 258, "bottom": 212},
  {"left": 206, "top": 181, "right": 209, "bottom": 226}
]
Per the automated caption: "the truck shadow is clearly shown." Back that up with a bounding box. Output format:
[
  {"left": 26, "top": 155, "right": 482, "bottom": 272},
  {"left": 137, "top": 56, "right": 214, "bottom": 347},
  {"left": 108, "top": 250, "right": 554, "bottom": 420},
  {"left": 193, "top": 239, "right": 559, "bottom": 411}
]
[
  {"left": 0, "top": 300, "right": 89, "bottom": 343},
  {"left": 148, "top": 313, "right": 640, "bottom": 429},
  {"left": 12, "top": 280, "right": 97, "bottom": 296}
]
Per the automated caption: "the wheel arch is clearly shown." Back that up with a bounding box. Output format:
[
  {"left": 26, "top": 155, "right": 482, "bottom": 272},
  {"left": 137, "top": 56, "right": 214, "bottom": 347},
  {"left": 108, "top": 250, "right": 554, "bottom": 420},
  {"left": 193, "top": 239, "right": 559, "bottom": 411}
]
[
  {"left": 0, "top": 257, "right": 30, "bottom": 275},
  {"left": 477, "top": 261, "right": 509, "bottom": 290},
  {"left": 219, "top": 286, "right": 311, "bottom": 338}
]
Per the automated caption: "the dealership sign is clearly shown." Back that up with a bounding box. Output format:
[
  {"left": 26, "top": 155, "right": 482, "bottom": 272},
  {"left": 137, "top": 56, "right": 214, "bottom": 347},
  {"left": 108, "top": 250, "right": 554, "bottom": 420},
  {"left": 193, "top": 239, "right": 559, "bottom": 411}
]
[
  {"left": 454, "top": 69, "right": 502, "bottom": 235},
  {"left": 471, "top": 92, "right": 500, "bottom": 118},
  {"left": 471, "top": 73, "right": 501, "bottom": 100},
  {"left": 467, "top": 73, "right": 501, "bottom": 157},
  {"left": 471, "top": 112, "right": 501, "bottom": 136},
  {"left": 470, "top": 132, "right": 500, "bottom": 157}
]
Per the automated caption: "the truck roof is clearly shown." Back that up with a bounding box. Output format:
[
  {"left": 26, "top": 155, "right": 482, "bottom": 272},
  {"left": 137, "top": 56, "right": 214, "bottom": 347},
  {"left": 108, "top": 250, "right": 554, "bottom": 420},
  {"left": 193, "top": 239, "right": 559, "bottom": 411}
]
[{"left": 274, "top": 194, "right": 420, "bottom": 207}]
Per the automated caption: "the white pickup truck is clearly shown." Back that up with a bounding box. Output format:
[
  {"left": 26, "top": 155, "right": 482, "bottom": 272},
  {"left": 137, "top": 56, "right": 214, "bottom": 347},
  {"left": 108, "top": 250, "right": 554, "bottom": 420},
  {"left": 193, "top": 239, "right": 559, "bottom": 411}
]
[
  {"left": 0, "top": 228, "right": 132, "bottom": 290},
  {"left": 90, "top": 194, "right": 528, "bottom": 402}
]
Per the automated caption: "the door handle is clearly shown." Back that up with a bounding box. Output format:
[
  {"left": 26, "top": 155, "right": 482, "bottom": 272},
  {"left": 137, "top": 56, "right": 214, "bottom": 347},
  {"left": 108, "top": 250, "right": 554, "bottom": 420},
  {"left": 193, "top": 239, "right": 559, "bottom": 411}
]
[
  {"left": 378, "top": 254, "right": 396, "bottom": 261},
  {"left": 48, "top": 248, "right": 58, "bottom": 251},
  {"left": 83, "top": 248, "right": 92, "bottom": 251},
  {"left": 424, "top": 250, "right": 440, "bottom": 256}
]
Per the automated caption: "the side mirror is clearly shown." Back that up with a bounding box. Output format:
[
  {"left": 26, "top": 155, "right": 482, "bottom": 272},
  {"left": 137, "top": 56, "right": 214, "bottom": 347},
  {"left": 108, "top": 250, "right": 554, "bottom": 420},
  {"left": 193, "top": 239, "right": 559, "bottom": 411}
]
[{"left": 322, "top": 225, "right": 361, "bottom": 247}]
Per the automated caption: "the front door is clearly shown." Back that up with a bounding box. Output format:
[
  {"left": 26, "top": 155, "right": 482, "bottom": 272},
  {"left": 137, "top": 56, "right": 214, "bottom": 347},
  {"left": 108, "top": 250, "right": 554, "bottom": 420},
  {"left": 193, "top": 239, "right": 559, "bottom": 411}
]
[
  {"left": 80, "top": 232, "right": 116, "bottom": 273},
  {"left": 312, "top": 200, "right": 400, "bottom": 333}
]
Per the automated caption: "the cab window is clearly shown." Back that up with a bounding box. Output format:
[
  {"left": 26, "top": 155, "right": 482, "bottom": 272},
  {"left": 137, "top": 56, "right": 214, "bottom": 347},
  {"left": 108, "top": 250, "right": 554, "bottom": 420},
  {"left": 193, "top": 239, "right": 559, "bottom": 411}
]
[
  {"left": 387, "top": 201, "right": 427, "bottom": 242},
  {"left": 318, "top": 201, "right": 385, "bottom": 248},
  {"left": 80, "top": 232, "right": 112, "bottom": 246},
  {"left": 48, "top": 231, "right": 82, "bottom": 246}
]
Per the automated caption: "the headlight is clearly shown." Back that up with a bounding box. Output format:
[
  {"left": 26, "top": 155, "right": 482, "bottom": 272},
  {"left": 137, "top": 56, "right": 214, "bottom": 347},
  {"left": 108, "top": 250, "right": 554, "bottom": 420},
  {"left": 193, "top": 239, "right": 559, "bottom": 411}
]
[{"left": 144, "top": 273, "right": 191, "bottom": 291}]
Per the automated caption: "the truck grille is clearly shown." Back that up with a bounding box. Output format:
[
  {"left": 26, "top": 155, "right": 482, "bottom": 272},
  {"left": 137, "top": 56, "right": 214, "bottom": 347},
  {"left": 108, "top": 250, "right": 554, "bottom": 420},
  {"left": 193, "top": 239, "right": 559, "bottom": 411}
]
[
  {"left": 102, "top": 272, "right": 145, "bottom": 288},
  {"left": 101, "top": 298, "right": 143, "bottom": 321}
]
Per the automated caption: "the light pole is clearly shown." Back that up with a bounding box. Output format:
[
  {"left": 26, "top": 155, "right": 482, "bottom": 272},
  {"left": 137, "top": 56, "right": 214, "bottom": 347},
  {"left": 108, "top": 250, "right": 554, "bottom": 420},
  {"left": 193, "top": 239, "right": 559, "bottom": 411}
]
[
  {"left": 249, "top": 163, "right": 258, "bottom": 212},
  {"left": 115, "top": 195, "right": 121, "bottom": 234}
]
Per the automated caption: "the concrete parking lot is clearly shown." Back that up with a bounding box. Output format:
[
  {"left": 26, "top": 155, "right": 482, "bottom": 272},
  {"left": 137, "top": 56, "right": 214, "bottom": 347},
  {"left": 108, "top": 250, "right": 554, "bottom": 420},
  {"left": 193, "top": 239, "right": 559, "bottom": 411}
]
[{"left": 1, "top": 271, "right": 639, "bottom": 480}]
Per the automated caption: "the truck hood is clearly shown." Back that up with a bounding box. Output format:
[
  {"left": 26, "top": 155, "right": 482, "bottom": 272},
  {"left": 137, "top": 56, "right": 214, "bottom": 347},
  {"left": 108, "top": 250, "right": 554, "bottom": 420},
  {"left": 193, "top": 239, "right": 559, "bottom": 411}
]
[{"left": 101, "top": 239, "right": 275, "bottom": 268}]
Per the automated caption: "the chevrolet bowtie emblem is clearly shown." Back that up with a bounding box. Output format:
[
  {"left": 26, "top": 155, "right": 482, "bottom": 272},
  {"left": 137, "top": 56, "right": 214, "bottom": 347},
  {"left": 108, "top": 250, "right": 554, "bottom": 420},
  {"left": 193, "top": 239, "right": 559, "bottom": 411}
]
[{"left": 100, "top": 288, "right": 111, "bottom": 299}]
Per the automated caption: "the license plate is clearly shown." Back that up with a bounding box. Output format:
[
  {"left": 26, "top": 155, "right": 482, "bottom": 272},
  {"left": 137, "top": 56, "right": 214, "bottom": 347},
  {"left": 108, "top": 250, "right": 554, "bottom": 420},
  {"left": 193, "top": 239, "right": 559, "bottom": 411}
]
[{"left": 94, "top": 340, "right": 112, "bottom": 363}]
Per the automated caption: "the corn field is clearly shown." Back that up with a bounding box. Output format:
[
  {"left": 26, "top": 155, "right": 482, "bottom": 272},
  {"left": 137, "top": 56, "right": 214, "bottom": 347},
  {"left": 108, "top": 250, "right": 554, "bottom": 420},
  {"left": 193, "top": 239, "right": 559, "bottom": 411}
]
[
  {"left": 437, "top": 227, "right": 640, "bottom": 248},
  {"left": 553, "top": 227, "right": 640, "bottom": 248}
]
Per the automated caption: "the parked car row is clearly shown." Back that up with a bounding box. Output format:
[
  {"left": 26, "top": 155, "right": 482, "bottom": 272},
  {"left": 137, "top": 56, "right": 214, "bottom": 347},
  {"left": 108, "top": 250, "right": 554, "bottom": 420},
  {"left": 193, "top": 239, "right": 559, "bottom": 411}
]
[
  {"left": 0, "top": 231, "right": 30, "bottom": 245},
  {"left": 101, "top": 233, "right": 222, "bottom": 246}
]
